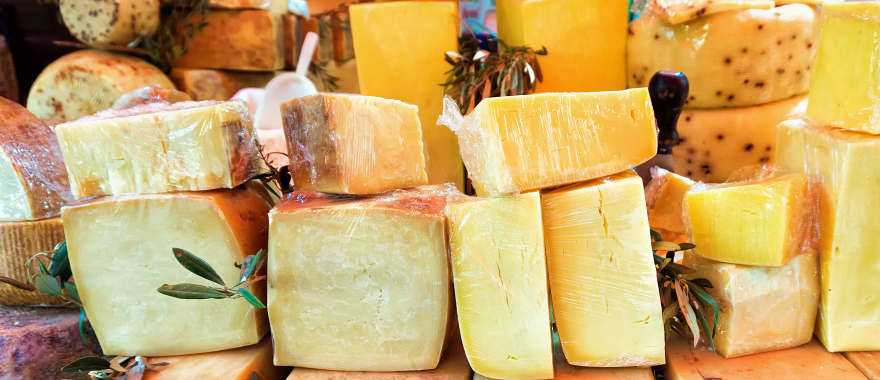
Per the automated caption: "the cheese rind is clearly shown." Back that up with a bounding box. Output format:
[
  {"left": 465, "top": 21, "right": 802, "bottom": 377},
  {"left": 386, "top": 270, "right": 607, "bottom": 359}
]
[
  {"left": 646, "top": 167, "right": 695, "bottom": 235},
  {"left": 445, "top": 192, "right": 553, "bottom": 379},
  {"left": 541, "top": 171, "right": 665, "bottom": 367},
  {"left": 144, "top": 338, "right": 284, "bottom": 380},
  {"left": 170, "top": 68, "right": 275, "bottom": 101},
  {"left": 59, "top": 0, "right": 160, "bottom": 46},
  {"left": 175, "top": 10, "right": 284, "bottom": 71},
  {"left": 0, "top": 218, "right": 65, "bottom": 305}
]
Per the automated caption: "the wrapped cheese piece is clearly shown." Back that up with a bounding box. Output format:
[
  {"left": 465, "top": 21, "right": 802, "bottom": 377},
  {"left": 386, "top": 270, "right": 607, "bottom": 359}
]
[
  {"left": 111, "top": 86, "right": 192, "bottom": 110},
  {"left": 61, "top": 184, "right": 271, "bottom": 356},
  {"left": 143, "top": 338, "right": 285, "bottom": 380},
  {"left": 651, "top": 0, "right": 773, "bottom": 25},
  {"left": 0, "top": 219, "right": 65, "bottom": 305},
  {"left": 646, "top": 167, "right": 696, "bottom": 236},
  {"left": 175, "top": 10, "right": 284, "bottom": 71},
  {"left": 439, "top": 89, "right": 657, "bottom": 196},
  {"left": 59, "top": 0, "right": 160, "bottom": 46},
  {"left": 170, "top": 68, "right": 275, "bottom": 101},
  {"left": 282, "top": 93, "right": 429, "bottom": 195},
  {"left": 268, "top": 186, "right": 454, "bottom": 371},
  {"left": 55, "top": 100, "right": 266, "bottom": 199}
]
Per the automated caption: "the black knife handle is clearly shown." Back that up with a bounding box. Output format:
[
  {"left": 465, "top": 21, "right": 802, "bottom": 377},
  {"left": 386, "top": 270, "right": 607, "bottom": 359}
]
[{"left": 649, "top": 71, "right": 689, "bottom": 155}]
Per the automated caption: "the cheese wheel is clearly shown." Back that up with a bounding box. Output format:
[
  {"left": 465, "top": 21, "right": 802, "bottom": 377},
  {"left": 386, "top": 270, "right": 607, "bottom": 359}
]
[
  {"left": 0, "top": 218, "right": 66, "bottom": 306},
  {"left": 59, "top": 0, "right": 160, "bottom": 46}
]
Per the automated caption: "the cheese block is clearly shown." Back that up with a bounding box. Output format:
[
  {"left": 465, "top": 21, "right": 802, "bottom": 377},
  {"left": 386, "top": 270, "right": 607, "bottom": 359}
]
[
  {"left": 144, "top": 338, "right": 286, "bottom": 380},
  {"left": 62, "top": 185, "right": 271, "bottom": 356},
  {"left": 646, "top": 167, "right": 695, "bottom": 235},
  {"left": 282, "top": 14, "right": 298, "bottom": 69},
  {"left": 170, "top": 68, "right": 275, "bottom": 101},
  {"left": 652, "top": 0, "right": 774, "bottom": 25},
  {"left": 475, "top": 364, "right": 654, "bottom": 380},
  {"left": 682, "top": 252, "right": 819, "bottom": 358},
  {"left": 628, "top": 4, "right": 817, "bottom": 108},
  {"left": 445, "top": 192, "right": 553, "bottom": 379},
  {"left": 684, "top": 173, "right": 810, "bottom": 266},
  {"left": 776, "top": 119, "right": 880, "bottom": 352},
  {"left": 281, "top": 93, "right": 428, "bottom": 194},
  {"left": 846, "top": 352, "right": 880, "bottom": 380},
  {"left": 59, "top": 0, "right": 160, "bottom": 46},
  {"left": 0, "top": 98, "right": 71, "bottom": 221},
  {"left": 496, "top": 0, "right": 627, "bottom": 92},
  {"left": 268, "top": 186, "right": 453, "bottom": 371},
  {"left": 27, "top": 50, "right": 174, "bottom": 122},
  {"left": 441, "top": 89, "right": 657, "bottom": 196},
  {"left": 670, "top": 95, "right": 806, "bottom": 182},
  {"left": 175, "top": 10, "right": 284, "bottom": 71},
  {"left": 111, "top": 86, "right": 193, "bottom": 110},
  {"left": 55, "top": 100, "right": 266, "bottom": 199},
  {"left": 351, "top": 1, "right": 463, "bottom": 189},
  {"left": 0, "top": 218, "right": 65, "bottom": 305},
  {"left": 806, "top": 2, "right": 880, "bottom": 135},
  {"left": 666, "top": 338, "right": 866, "bottom": 380},
  {"left": 541, "top": 171, "right": 665, "bottom": 367},
  {"left": 0, "top": 36, "right": 18, "bottom": 102}
]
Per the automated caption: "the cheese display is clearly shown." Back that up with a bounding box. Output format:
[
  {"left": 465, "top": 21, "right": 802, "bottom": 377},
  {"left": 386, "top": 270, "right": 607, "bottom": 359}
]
[
  {"left": 776, "top": 119, "right": 880, "bottom": 351},
  {"left": 685, "top": 173, "right": 810, "bottom": 266},
  {"left": 144, "top": 338, "right": 285, "bottom": 380},
  {"left": 682, "top": 252, "right": 819, "bottom": 358},
  {"left": 646, "top": 167, "right": 695, "bottom": 235},
  {"left": 845, "top": 352, "right": 880, "bottom": 380},
  {"left": 268, "top": 187, "right": 452, "bottom": 371},
  {"left": 440, "top": 89, "right": 657, "bottom": 196},
  {"left": 175, "top": 10, "right": 284, "bottom": 71},
  {"left": 807, "top": 2, "right": 880, "bottom": 135},
  {"left": 496, "top": 0, "right": 627, "bottom": 92},
  {"left": 350, "top": 1, "right": 463, "bottom": 188},
  {"left": 55, "top": 101, "right": 266, "bottom": 199},
  {"left": 0, "top": 218, "right": 65, "bottom": 305},
  {"left": 670, "top": 95, "right": 807, "bottom": 182},
  {"left": 170, "top": 68, "right": 275, "bottom": 101},
  {"left": 628, "top": 4, "right": 817, "bottom": 108},
  {"left": 445, "top": 192, "right": 553, "bottom": 380},
  {"left": 26, "top": 50, "right": 174, "bottom": 122},
  {"left": 61, "top": 185, "right": 271, "bottom": 356},
  {"left": 59, "top": 0, "right": 160, "bottom": 47},
  {"left": 541, "top": 171, "right": 665, "bottom": 367}
]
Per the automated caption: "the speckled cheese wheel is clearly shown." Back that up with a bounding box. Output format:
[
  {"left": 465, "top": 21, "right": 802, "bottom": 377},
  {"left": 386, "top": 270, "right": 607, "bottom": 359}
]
[{"left": 59, "top": 0, "right": 160, "bottom": 46}]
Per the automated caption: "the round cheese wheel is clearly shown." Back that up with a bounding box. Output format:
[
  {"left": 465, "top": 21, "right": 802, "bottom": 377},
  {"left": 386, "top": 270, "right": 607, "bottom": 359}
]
[{"left": 59, "top": 0, "right": 160, "bottom": 46}]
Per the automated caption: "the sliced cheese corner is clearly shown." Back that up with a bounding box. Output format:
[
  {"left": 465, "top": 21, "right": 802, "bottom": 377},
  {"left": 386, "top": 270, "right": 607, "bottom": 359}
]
[
  {"left": 174, "top": 10, "right": 283, "bottom": 71},
  {"left": 144, "top": 338, "right": 284, "bottom": 380},
  {"left": 0, "top": 218, "right": 66, "bottom": 306},
  {"left": 645, "top": 167, "right": 696, "bottom": 235}
]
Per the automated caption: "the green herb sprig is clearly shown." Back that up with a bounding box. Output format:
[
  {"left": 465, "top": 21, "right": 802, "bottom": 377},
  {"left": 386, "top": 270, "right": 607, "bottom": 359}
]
[
  {"left": 128, "top": 0, "right": 211, "bottom": 71},
  {"left": 157, "top": 248, "right": 267, "bottom": 309}
]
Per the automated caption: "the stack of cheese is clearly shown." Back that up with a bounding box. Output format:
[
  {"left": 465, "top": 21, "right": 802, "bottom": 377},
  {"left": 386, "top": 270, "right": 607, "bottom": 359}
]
[{"left": 628, "top": 0, "right": 819, "bottom": 182}]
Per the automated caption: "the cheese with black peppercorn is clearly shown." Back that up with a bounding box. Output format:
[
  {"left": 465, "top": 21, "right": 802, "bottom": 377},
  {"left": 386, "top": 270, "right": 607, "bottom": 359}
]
[{"left": 59, "top": 0, "right": 160, "bottom": 47}]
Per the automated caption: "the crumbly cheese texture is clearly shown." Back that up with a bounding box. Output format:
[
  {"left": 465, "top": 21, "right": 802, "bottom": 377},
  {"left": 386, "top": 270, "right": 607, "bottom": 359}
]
[
  {"left": 175, "top": 10, "right": 284, "bottom": 71},
  {"left": 143, "top": 338, "right": 283, "bottom": 380},
  {"left": 628, "top": 4, "right": 817, "bottom": 109},
  {"left": 351, "top": 1, "right": 463, "bottom": 189},
  {"left": 55, "top": 101, "right": 265, "bottom": 199},
  {"left": 268, "top": 186, "right": 452, "bottom": 371},
  {"left": 541, "top": 171, "right": 665, "bottom": 367},
  {"left": 646, "top": 167, "right": 696, "bottom": 235},
  {"left": 170, "top": 68, "right": 275, "bottom": 101},
  {"left": 282, "top": 94, "right": 428, "bottom": 195},
  {"left": 62, "top": 186, "right": 271, "bottom": 356},
  {"left": 685, "top": 173, "right": 809, "bottom": 266},
  {"left": 445, "top": 192, "right": 553, "bottom": 380},
  {"left": 59, "top": 0, "right": 160, "bottom": 46},
  {"left": 0, "top": 219, "right": 65, "bottom": 306},
  {"left": 776, "top": 119, "right": 880, "bottom": 351},
  {"left": 496, "top": 0, "right": 627, "bottom": 92}
]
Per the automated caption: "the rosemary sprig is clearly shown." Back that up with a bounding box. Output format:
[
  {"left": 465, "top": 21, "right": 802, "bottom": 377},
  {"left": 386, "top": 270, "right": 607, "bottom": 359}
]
[
  {"left": 157, "top": 248, "right": 267, "bottom": 309},
  {"left": 62, "top": 355, "right": 167, "bottom": 379},
  {"left": 308, "top": 60, "right": 340, "bottom": 92},
  {"left": 129, "top": 0, "right": 211, "bottom": 71}
]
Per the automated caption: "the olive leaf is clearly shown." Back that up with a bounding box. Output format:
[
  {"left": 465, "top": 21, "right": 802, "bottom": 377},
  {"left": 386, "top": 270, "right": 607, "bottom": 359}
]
[
  {"left": 33, "top": 273, "right": 62, "bottom": 296},
  {"left": 64, "top": 282, "right": 81, "bottom": 304},
  {"left": 172, "top": 248, "right": 226, "bottom": 286},
  {"left": 61, "top": 356, "right": 111, "bottom": 373},
  {"left": 159, "top": 248, "right": 267, "bottom": 309},
  {"left": 78, "top": 308, "right": 88, "bottom": 346},
  {"left": 157, "top": 284, "right": 229, "bottom": 299},
  {"left": 48, "top": 241, "right": 72, "bottom": 282},
  {"left": 239, "top": 249, "right": 266, "bottom": 285},
  {"left": 238, "top": 288, "right": 266, "bottom": 309}
]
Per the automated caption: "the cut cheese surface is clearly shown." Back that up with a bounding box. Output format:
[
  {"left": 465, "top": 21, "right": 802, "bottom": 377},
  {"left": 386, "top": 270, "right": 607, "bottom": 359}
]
[
  {"left": 845, "top": 351, "right": 880, "bottom": 380},
  {"left": 175, "top": 10, "right": 283, "bottom": 71},
  {"left": 685, "top": 173, "right": 810, "bottom": 266},
  {"left": 170, "top": 68, "right": 275, "bottom": 101},
  {"left": 59, "top": 0, "right": 159, "bottom": 46},
  {"left": 645, "top": 167, "right": 695, "bottom": 235},
  {"left": 268, "top": 186, "right": 453, "bottom": 371},
  {"left": 55, "top": 101, "right": 265, "bottom": 199},
  {"left": 62, "top": 185, "right": 271, "bottom": 356},
  {"left": 144, "top": 338, "right": 285, "bottom": 380},
  {"left": 683, "top": 252, "right": 819, "bottom": 358},
  {"left": 776, "top": 119, "right": 880, "bottom": 352},
  {"left": 441, "top": 89, "right": 657, "bottom": 196},
  {"left": 541, "top": 171, "right": 664, "bottom": 367},
  {"left": 652, "top": 0, "right": 773, "bottom": 25},
  {"left": 445, "top": 192, "right": 553, "bottom": 380},
  {"left": 0, "top": 218, "right": 65, "bottom": 306},
  {"left": 282, "top": 93, "right": 428, "bottom": 194},
  {"left": 351, "top": 1, "right": 463, "bottom": 189}
]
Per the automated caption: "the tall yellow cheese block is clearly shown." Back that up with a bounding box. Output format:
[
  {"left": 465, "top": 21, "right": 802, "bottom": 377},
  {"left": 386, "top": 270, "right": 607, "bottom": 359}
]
[
  {"left": 445, "top": 192, "right": 554, "bottom": 380},
  {"left": 350, "top": 1, "right": 463, "bottom": 189},
  {"left": 646, "top": 167, "right": 696, "bottom": 235},
  {"left": 496, "top": 0, "right": 627, "bottom": 92},
  {"left": 442, "top": 89, "right": 657, "bottom": 196},
  {"left": 62, "top": 185, "right": 271, "bottom": 356},
  {"left": 685, "top": 173, "right": 810, "bottom": 266},
  {"left": 776, "top": 119, "right": 880, "bottom": 351},
  {"left": 144, "top": 338, "right": 285, "bottom": 380},
  {"left": 0, "top": 219, "right": 65, "bottom": 306},
  {"left": 541, "top": 171, "right": 664, "bottom": 367},
  {"left": 175, "top": 10, "right": 283, "bottom": 71}
]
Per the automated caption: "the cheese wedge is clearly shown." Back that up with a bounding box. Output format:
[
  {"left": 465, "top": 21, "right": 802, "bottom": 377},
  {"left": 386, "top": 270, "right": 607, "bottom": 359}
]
[
  {"left": 59, "top": 0, "right": 160, "bottom": 46},
  {"left": 845, "top": 351, "right": 880, "bottom": 380},
  {"left": 776, "top": 119, "right": 880, "bottom": 352},
  {"left": 144, "top": 338, "right": 285, "bottom": 380},
  {"left": 175, "top": 10, "right": 284, "bottom": 71},
  {"left": 62, "top": 185, "right": 271, "bottom": 356},
  {"left": 541, "top": 171, "right": 665, "bottom": 367},
  {"left": 350, "top": 1, "right": 463, "bottom": 189},
  {"left": 441, "top": 89, "right": 657, "bottom": 196},
  {"left": 55, "top": 101, "right": 265, "bottom": 199},
  {"left": 268, "top": 186, "right": 453, "bottom": 371},
  {"left": 496, "top": 0, "right": 627, "bottom": 92},
  {"left": 646, "top": 167, "right": 696, "bottom": 235},
  {"left": 281, "top": 94, "right": 428, "bottom": 194},
  {"left": 445, "top": 192, "right": 553, "bottom": 379},
  {"left": 170, "top": 68, "right": 275, "bottom": 101},
  {"left": 0, "top": 218, "right": 65, "bottom": 306}
]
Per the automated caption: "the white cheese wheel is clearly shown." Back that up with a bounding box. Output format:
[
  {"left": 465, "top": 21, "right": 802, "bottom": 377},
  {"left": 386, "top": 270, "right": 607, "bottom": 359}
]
[{"left": 59, "top": 0, "right": 160, "bottom": 46}]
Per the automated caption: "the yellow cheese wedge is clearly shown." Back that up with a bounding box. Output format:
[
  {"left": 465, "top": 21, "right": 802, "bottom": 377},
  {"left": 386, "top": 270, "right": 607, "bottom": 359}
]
[
  {"left": 445, "top": 192, "right": 553, "bottom": 379},
  {"left": 350, "top": 1, "right": 463, "bottom": 189},
  {"left": 646, "top": 167, "right": 696, "bottom": 235},
  {"left": 268, "top": 186, "right": 453, "bottom": 371},
  {"left": 442, "top": 89, "right": 657, "bottom": 196},
  {"left": 0, "top": 218, "right": 65, "bottom": 306},
  {"left": 776, "top": 119, "right": 880, "bottom": 352},
  {"left": 682, "top": 252, "right": 819, "bottom": 358},
  {"left": 652, "top": 0, "right": 774, "bottom": 25},
  {"left": 62, "top": 185, "right": 271, "bottom": 356},
  {"left": 59, "top": 0, "right": 160, "bottom": 47},
  {"left": 281, "top": 94, "right": 428, "bottom": 194},
  {"left": 55, "top": 101, "right": 266, "bottom": 199},
  {"left": 541, "top": 171, "right": 665, "bottom": 367},
  {"left": 496, "top": 0, "right": 627, "bottom": 92},
  {"left": 684, "top": 173, "right": 810, "bottom": 266},
  {"left": 175, "top": 10, "right": 283, "bottom": 71},
  {"left": 170, "top": 68, "right": 275, "bottom": 101},
  {"left": 144, "top": 338, "right": 285, "bottom": 380},
  {"left": 845, "top": 351, "right": 880, "bottom": 380}
]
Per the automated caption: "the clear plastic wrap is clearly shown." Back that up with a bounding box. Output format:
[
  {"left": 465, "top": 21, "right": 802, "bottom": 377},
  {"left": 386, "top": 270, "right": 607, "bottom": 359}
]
[
  {"left": 627, "top": 4, "right": 817, "bottom": 109},
  {"left": 282, "top": 93, "right": 429, "bottom": 195},
  {"left": 111, "top": 85, "right": 192, "bottom": 110},
  {"left": 651, "top": 0, "right": 773, "bottom": 25},
  {"left": 438, "top": 89, "right": 657, "bottom": 196},
  {"left": 55, "top": 100, "right": 268, "bottom": 199},
  {"left": 646, "top": 167, "right": 696, "bottom": 236},
  {"left": 173, "top": 10, "right": 284, "bottom": 71},
  {"left": 143, "top": 338, "right": 283, "bottom": 380}
]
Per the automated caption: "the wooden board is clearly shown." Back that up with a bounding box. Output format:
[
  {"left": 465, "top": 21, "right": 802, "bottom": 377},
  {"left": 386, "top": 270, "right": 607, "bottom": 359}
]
[{"left": 846, "top": 352, "right": 880, "bottom": 380}]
